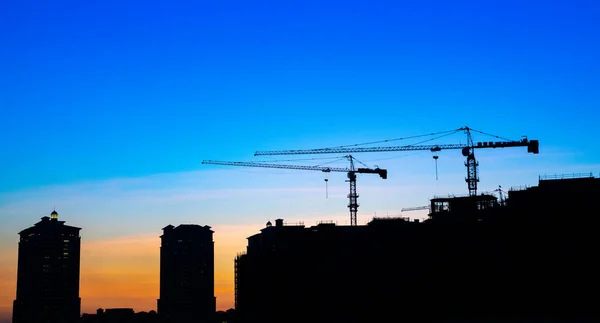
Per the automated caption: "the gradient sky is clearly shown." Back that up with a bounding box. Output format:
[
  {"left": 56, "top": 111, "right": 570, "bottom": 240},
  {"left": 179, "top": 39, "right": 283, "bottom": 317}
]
[{"left": 1, "top": 0, "right": 600, "bottom": 321}]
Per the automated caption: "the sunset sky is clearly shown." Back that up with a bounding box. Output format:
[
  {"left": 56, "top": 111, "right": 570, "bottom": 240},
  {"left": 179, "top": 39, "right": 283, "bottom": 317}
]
[{"left": 1, "top": 0, "right": 599, "bottom": 322}]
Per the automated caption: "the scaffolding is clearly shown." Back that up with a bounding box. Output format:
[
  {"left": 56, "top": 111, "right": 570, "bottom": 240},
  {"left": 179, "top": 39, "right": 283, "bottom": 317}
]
[{"left": 234, "top": 254, "right": 245, "bottom": 310}]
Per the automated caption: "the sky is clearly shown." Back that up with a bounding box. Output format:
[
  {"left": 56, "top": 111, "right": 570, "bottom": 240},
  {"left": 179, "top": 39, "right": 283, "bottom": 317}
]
[{"left": 1, "top": 0, "right": 599, "bottom": 320}]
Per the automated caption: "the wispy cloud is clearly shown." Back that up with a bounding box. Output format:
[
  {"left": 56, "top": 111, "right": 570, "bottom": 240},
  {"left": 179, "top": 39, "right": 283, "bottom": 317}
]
[{"left": 2, "top": 157, "right": 587, "bottom": 243}]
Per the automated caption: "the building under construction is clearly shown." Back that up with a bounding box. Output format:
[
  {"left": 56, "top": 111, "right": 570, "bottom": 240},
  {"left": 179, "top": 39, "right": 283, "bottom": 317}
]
[{"left": 234, "top": 173, "right": 599, "bottom": 323}]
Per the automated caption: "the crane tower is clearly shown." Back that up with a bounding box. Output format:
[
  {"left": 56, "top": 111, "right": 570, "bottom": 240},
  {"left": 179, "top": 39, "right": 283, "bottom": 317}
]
[
  {"left": 201, "top": 155, "right": 387, "bottom": 226},
  {"left": 254, "top": 126, "right": 539, "bottom": 196}
]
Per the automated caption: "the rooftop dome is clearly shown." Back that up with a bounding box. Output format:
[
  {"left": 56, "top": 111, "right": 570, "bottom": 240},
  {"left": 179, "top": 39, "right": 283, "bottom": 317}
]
[{"left": 50, "top": 210, "right": 59, "bottom": 220}]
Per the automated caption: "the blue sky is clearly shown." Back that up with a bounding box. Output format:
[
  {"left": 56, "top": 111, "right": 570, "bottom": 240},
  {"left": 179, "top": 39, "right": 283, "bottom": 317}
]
[
  {"left": 1, "top": 0, "right": 600, "bottom": 316},
  {"left": 1, "top": 0, "right": 599, "bottom": 192}
]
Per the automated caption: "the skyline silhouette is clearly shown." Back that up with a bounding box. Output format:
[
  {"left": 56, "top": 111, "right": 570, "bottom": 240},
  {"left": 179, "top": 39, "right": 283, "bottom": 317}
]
[
  {"left": 8, "top": 173, "right": 600, "bottom": 322},
  {"left": 2, "top": 0, "right": 600, "bottom": 322},
  {"left": 5, "top": 127, "right": 582, "bottom": 319}
]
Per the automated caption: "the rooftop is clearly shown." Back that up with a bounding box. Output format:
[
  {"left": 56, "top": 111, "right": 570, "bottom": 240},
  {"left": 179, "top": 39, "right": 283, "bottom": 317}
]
[
  {"left": 431, "top": 194, "right": 497, "bottom": 202},
  {"left": 539, "top": 172, "right": 595, "bottom": 181}
]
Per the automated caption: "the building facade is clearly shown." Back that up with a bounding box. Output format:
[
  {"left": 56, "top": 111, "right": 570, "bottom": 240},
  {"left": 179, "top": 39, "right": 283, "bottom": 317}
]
[
  {"left": 13, "top": 210, "right": 81, "bottom": 323},
  {"left": 234, "top": 175, "right": 600, "bottom": 322},
  {"left": 157, "top": 224, "right": 215, "bottom": 323},
  {"left": 234, "top": 218, "right": 414, "bottom": 323}
]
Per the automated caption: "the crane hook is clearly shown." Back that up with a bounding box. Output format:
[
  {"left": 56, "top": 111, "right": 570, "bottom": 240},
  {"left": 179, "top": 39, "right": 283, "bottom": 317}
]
[{"left": 324, "top": 178, "right": 329, "bottom": 198}]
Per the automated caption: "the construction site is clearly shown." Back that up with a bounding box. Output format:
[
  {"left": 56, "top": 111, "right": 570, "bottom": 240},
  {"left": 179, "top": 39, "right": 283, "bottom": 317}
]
[{"left": 202, "top": 127, "right": 598, "bottom": 323}]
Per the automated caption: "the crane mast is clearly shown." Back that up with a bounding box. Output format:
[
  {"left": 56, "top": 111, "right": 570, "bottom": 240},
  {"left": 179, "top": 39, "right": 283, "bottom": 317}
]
[
  {"left": 463, "top": 127, "right": 479, "bottom": 196},
  {"left": 201, "top": 155, "right": 387, "bottom": 226},
  {"left": 346, "top": 157, "right": 359, "bottom": 226},
  {"left": 254, "top": 126, "right": 539, "bottom": 196}
]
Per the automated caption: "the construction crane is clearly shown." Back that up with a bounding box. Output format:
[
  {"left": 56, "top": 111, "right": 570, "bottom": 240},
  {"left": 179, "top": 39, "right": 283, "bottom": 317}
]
[
  {"left": 201, "top": 155, "right": 387, "bottom": 226},
  {"left": 254, "top": 126, "right": 539, "bottom": 197},
  {"left": 401, "top": 205, "right": 429, "bottom": 212}
]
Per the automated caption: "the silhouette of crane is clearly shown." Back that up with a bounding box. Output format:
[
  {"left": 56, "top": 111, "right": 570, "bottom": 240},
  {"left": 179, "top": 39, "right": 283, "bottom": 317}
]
[
  {"left": 401, "top": 205, "right": 430, "bottom": 212},
  {"left": 201, "top": 155, "right": 387, "bottom": 226},
  {"left": 254, "top": 126, "right": 539, "bottom": 196}
]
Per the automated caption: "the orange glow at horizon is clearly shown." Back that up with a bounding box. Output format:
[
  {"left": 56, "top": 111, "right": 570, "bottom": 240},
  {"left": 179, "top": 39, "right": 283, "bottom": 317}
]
[{"left": 0, "top": 224, "right": 259, "bottom": 318}]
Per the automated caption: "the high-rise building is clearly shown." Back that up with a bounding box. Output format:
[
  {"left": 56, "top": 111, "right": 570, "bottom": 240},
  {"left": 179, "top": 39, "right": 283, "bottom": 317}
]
[
  {"left": 13, "top": 210, "right": 81, "bottom": 323},
  {"left": 158, "top": 224, "right": 215, "bottom": 323}
]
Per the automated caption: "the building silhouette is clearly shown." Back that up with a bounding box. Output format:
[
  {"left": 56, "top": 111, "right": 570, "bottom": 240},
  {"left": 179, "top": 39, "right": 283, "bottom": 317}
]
[
  {"left": 13, "top": 210, "right": 81, "bottom": 323},
  {"left": 234, "top": 174, "right": 600, "bottom": 323},
  {"left": 235, "top": 218, "right": 379, "bottom": 323},
  {"left": 157, "top": 224, "right": 215, "bottom": 323},
  {"left": 80, "top": 308, "right": 159, "bottom": 323}
]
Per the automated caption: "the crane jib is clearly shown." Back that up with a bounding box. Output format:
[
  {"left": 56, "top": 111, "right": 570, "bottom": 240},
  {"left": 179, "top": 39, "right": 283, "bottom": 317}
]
[
  {"left": 201, "top": 158, "right": 388, "bottom": 226},
  {"left": 254, "top": 138, "right": 538, "bottom": 156}
]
